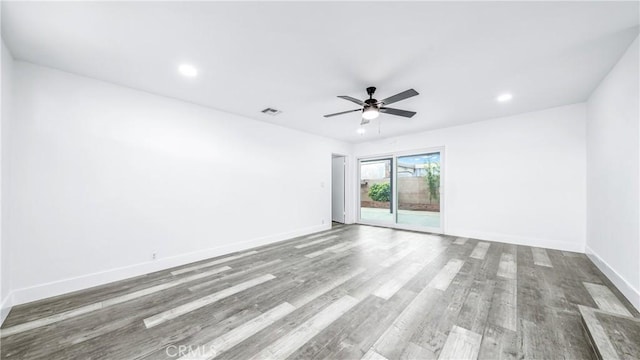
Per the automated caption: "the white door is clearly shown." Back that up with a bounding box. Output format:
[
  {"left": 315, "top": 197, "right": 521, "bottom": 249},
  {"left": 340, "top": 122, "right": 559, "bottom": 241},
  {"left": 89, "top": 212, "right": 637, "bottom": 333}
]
[{"left": 331, "top": 156, "right": 346, "bottom": 223}]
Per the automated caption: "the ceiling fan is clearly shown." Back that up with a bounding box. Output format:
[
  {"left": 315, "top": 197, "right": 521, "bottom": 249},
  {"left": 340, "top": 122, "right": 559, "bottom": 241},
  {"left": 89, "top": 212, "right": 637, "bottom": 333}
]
[{"left": 324, "top": 87, "right": 419, "bottom": 125}]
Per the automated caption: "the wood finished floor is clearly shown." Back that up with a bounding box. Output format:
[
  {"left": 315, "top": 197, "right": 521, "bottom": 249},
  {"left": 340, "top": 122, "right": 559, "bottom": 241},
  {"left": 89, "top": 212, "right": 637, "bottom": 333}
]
[{"left": 1, "top": 224, "right": 638, "bottom": 360}]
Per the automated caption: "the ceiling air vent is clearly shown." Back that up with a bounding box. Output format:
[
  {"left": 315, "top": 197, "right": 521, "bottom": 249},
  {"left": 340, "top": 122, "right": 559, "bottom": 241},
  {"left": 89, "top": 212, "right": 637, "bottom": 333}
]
[{"left": 261, "top": 108, "right": 282, "bottom": 116}]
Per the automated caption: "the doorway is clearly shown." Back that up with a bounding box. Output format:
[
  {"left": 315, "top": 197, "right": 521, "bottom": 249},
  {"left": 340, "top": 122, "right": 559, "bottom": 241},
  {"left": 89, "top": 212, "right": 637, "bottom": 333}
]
[{"left": 331, "top": 154, "right": 346, "bottom": 224}]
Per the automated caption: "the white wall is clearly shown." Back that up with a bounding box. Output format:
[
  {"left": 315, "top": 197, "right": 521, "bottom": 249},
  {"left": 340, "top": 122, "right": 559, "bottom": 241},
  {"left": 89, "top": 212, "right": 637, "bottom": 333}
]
[
  {"left": 354, "top": 104, "right": 587, "bottom": 252},
  {"left": 586, "top": 35, "right": 640, "bottom": 311},
  {"left": 6, "top": 61, "right": 352, "bottom": 305},
  {"left": 1, "top": 40, "right": 14, "bottom": 322}
]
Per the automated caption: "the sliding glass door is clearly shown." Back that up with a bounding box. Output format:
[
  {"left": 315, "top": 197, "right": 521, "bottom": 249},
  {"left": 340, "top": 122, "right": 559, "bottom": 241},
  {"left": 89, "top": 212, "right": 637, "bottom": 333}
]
[
  {"left": 396, "top": 152, "right": 441, "bottom": 229},
  {"left": 359, "top": 149, "right": 443, "bottom": 233},
  {"left": 359, "top": 158, "right": 394, "bottom": 225}
]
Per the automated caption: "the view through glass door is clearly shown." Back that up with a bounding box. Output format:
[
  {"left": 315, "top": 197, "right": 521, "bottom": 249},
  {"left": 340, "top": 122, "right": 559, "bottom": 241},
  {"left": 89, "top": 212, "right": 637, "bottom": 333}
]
[
  {"left": 396, "top": 152, "right": 441, "bottom": 229},
  {"left": 359, "top": 149, "right": 443, "bottom": 232},
  {"left": 359, "top": 158, "right": 393, "bottom": 225}
]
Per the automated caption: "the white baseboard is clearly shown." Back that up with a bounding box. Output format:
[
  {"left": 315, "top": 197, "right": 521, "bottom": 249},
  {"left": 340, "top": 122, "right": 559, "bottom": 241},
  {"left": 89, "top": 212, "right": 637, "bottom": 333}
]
[
  {"left": 1, "top": 291, "right": 14, "bottom": 326},
  {"left": 10, "top": 223, "right": 330, "bottom": 307},
  {"left": 585, "top": 245, "right": 640, "bottom": 312},
  {"left": 445, "top": 228, "right": 585, "bottom": 253}
]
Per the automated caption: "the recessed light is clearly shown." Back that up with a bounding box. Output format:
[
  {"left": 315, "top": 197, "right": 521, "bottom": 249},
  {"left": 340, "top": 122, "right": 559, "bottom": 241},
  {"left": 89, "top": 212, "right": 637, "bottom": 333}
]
[
  {"left": 178, "top": 64, "right": 198, "bottom": 77},
  {"left": 357, "top": 127, "right": 366, "bottom": 135},
  {"left": 497, "top": 93, "right": 513, "bottom": 102}
]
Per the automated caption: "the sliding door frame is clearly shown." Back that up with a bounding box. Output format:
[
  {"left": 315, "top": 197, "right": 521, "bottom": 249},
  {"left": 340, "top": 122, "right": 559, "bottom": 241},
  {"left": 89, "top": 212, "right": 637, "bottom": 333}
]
[
  {"left": 357, "top": 156, "right": 395, "bottom": 228},
  {"left": 357, "top": 146, "right": 445, "bottom": 234}
]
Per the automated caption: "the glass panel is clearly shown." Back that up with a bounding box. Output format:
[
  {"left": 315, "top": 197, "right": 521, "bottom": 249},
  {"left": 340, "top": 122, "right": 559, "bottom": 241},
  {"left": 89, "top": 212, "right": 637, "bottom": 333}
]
[
  {"left": 396, "top": 152, "right": 441, "bottom": 228},
  {"left": 360, "top": 158, "right": 393, "bottom": 224}
]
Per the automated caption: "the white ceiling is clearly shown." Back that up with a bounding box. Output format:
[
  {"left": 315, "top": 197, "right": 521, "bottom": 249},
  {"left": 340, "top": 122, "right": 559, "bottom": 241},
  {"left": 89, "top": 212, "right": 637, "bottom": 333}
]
[{"left": 2, "top": 1, "right": 639, "bottom": 143}]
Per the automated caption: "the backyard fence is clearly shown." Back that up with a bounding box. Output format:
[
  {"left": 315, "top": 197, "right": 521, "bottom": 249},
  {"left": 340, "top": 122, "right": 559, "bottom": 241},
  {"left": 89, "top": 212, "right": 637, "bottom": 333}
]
[{"left": 360, "top": 178, "right": 440, "bottom": 211}]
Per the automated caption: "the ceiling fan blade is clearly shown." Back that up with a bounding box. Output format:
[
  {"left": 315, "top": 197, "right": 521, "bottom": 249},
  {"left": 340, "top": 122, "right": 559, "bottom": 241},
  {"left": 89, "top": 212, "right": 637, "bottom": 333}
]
[
  {"left": 324, "top": 109, "right": 361, "bottom": 118},
  {"left": 337, "top": 95, "right": 365, "bottom": 106},
  {"left": 379, "top": 89, "right": 419, "bottom": 105},
  {"left": 379, "top": 107, "right": 416, "bottom": 118}
]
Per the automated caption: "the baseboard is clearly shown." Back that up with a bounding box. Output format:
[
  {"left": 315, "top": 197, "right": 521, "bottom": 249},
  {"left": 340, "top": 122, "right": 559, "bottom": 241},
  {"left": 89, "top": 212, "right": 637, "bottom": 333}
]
[
  {"left": 1, "top": 291, "right": 14, "bottom": 326},
  {"left": 585, "top": 245, "right": 640, "bottom": 312},
  {"left": 10, "top": 223, "right": 330, "bottom": 307},
  {"left": 445, "top": 228, "right": 585, "bottom": 253}
]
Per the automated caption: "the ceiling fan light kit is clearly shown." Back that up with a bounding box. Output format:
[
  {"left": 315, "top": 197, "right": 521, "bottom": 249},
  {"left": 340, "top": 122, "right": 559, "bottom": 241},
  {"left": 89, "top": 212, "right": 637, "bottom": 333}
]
[
  {"left": 324, "top": 86, "right": 419, "bottom": 125},
  {"left": 362, "top": 106, "right": 380, "bottom": 120}
]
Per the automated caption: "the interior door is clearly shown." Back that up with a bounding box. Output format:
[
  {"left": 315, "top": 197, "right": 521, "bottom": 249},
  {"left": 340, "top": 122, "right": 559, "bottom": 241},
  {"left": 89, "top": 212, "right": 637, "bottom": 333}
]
[{"left": 331, "top": 156, "right": 346, "bottom": 223}]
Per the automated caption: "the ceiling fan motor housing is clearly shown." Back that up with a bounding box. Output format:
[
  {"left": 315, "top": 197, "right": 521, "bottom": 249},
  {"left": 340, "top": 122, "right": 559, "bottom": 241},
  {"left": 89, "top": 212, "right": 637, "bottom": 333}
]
[
  {"left": 366, "top": 86, "right": 376, "bottom": 97},
  {"left": 364, "top": 98, "right": 378, "bottom": 108}
]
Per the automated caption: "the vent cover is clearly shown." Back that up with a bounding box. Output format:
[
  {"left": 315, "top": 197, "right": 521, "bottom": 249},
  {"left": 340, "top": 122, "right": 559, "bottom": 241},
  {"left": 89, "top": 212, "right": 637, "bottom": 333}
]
[{"left": 261, "top": 108, "right": 282, "bottom": 116}]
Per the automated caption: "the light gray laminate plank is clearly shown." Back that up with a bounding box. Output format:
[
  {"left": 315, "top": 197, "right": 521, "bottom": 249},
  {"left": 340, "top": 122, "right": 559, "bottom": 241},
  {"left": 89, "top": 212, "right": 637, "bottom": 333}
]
[
  {"left": 289, "top": 296, "right": 383, "bottom": 359},
  {"left": 517, "top": 245, "right": 581, "bottom": 359},
  {"left": 492, "top": 279, "right": 517, "bottom": 332},
  {"left": 171, "top": 251, "right": 258, "bottom": 275},
  {"left": 438, "top": 325, "right": 482, "bottom": 360},
  {"left": 294, "top": 235, "right": 339, "bottom": 249},
  {"left": 361, "top": 348, "right": 390, "bottom": 360},
  {"left": 455, "top": 276, "right": 497, "bottom": 336},
  {"left": 329, "top": 291, "right": 417, "bottom": 360},
  {"left": 331, "top": 242, "right": 361, "bottom": 253},
  {"left": 248, "top": 295, "right": 360, "bottom": 360},
  {"left": 143, "top": 274, "right": 276, "bottom": 328},
  {"left": 188, "top": 260, "right": 281, "bottom": 292},
  {"left": 497, "top": 253, "right": 516, "bottom": 280},
  {"left": 289, "top": 267, "right": 366, "bottom": 308},
  {"left": 400, "top": 342, "right": 435, "bottom": 360},
  {"left": 455, "top": 243, "right": 504, "bottom": 335},
  {"left": 372, "top": 284, "right": 442, "bottom": 359},
  {"left": 562, "top": 251, "right": 583, "bottom": 258},
  {"left": 327, "top": 245, "right": 450, "bottom": 359},
  {"left": 178, "top": 302, "right": 297, "bottom": 360},
  {"left": 595, "top": 309, "right": 640, "bottom": 359},
  {"left": 373, "top": 262, "right": 425, "bottom": 300},
  {"left": 0, "top": 266, "right": 233, "bottom": 338},
  {"left": 305, "top": 228, "right": 343, "bottom": 240},
  {"left": 583, "top": 282, "right": 633, "bottom": 317},
  {"left": 477, "top": 324, "right": 517, "bottom": 360},
  {"left": 303, "top": 248, "right": 330, "bottom": 259},
  {"left": 531, "top": 248, "right": 553, "bottom": 268},
  {"left": 304, "top": 242, "right": 356, "bottom": 258},
  {"left": 0, "top": 303, "right": 102, "bottom": 338},
  {"left": 57, "top": 317, "right": 135, "bottom": 347},
  {"left": 578, "top": 305, "right": 620, "bottom": 360},
  {"left": 375, "top": 238, "right": 406, "bottom": 251},
  {"left": 427, "top": 259, "right": 465, "bottom": 291},
  {"left": 103, "top": 266, "right": 232, "bottom": 306},
  {"left": 348, "top": 244, "right": 442, "bottom": 302},
  {"left": 453, "top": 238, "right": 468, "bottom": 245},
  {"left": 470, "top": 242, "right": 490, "bottom": 260},
  {"left": 413, "top": 258, "right": 480, "bottom": 355},
  {"left": 380, "top": 245, "right": 419, "bottom": 268}
]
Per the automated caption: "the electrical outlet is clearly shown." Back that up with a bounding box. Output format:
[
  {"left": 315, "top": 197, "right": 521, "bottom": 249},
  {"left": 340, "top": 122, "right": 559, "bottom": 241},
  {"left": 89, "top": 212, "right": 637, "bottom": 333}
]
[{"left": 152, "top": 253, "right": 157, "bottom": 261}]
